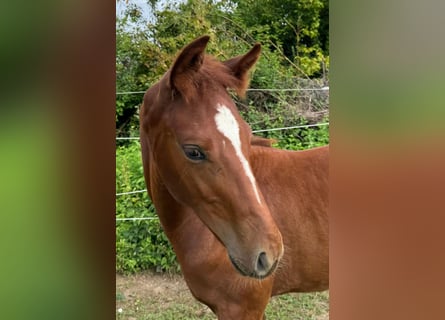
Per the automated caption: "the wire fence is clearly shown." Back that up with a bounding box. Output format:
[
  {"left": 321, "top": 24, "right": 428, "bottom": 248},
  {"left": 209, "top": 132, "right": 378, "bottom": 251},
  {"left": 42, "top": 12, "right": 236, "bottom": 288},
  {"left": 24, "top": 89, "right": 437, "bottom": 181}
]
[
  {"left": 116, "top": 122, "right": 329, "bottom": 141},
  {"left": 116, "top": 87, "right": 329, "bottom": 96}
]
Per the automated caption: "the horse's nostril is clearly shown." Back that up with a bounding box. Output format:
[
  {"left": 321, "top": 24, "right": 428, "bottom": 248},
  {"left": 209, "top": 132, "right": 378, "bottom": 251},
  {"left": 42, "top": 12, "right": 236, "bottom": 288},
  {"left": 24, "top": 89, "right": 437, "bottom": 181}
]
[{"left": 256, "top": 251, "right": 269, "bottom": 273}]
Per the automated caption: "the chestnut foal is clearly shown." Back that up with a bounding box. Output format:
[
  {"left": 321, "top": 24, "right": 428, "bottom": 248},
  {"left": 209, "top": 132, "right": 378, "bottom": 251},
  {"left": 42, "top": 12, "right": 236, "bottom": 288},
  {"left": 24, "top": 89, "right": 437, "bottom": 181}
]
[{"left": 139, "top": 36, "right": 328, "bottom": 319}]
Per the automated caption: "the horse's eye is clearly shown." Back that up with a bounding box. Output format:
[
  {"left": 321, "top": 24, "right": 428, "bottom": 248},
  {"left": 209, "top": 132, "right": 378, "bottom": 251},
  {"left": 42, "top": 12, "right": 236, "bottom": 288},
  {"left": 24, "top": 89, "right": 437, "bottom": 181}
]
[{"left": 182, "top": 145, "right": 207, "bottom": 161}]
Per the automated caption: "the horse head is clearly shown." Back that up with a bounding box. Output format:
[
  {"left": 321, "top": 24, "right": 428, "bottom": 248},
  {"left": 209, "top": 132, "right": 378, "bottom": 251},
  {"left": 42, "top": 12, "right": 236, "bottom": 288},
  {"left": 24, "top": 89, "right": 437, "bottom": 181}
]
[{"left": 141, "top": 36, "right": 283, "bottom": 279}]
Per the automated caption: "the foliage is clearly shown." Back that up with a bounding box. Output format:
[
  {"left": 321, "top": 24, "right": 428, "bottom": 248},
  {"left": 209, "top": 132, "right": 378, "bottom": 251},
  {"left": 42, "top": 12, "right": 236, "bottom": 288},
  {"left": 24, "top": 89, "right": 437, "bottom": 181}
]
[
  {"left": 272, "top": 121, "right": 329, "bottom": 150},
  {"left": 230, "top": 0, "right": 329, "bottom": 77},
  {"left": 243, "top": 107, "right": 330, "bottom": 150},
  {"left": 116, "top": 16, "right": 169, "bottom": 137},
  {"left": 239, "top": 88, "right": 329, "bottom": 150}
]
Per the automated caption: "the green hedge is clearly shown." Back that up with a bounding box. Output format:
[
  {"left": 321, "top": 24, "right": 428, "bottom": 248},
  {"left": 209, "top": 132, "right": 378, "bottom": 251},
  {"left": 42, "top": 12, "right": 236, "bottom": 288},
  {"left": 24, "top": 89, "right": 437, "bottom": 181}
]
[{"left": 116, "top": 113, "right": 329, "bottom": 274}]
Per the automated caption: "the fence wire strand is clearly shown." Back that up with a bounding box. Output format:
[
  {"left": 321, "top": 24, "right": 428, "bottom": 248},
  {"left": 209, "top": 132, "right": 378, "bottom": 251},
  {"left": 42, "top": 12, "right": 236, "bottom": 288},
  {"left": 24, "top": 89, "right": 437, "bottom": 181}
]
[
  {"left": 117, "top": 122, "right": 329, "bottom": 140},
  {"left": 116, "top": 217, "right": 157, "bottom": 221},
  {"left": 116, "top": 87, "right": 329, "bottom": 95},
  {"left": 116, "top": 189, "right": 147, "bottom": 196}
]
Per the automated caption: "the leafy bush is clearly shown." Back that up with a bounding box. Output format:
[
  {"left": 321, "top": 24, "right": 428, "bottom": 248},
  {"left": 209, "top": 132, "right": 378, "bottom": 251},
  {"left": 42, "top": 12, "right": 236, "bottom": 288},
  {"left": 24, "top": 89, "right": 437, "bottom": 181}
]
[
  {"left": 270, "top": 119, "right": 330, "bottom": 150},
  {"left": 239, "top": 89, "right": 329, "bottom": 150}
]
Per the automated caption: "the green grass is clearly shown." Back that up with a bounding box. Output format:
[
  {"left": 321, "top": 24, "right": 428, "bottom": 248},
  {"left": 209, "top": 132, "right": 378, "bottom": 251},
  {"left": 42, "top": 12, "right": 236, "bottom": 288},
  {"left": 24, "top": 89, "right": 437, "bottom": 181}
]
[
  {"left": 266, "top": 292, "right": 329, "bottom": 320},
  {"left": 116, "top": 271, "right": 329, "bottom": 319}
]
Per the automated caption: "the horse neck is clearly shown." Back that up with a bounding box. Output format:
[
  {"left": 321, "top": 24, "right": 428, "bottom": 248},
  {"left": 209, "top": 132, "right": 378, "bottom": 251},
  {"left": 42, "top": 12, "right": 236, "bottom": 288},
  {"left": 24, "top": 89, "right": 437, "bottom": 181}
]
[
  {"left": 140, "top": 134, "right": 196, "bottom": 245},
  {"left": 149, "top": 165, "right": 216, "bottom": 263},
  {"left": 148, "top": 160, "right": 193, "bottom": 235},
  {"left": 250, "top": 145, "right": 329, "bottom": 186}
]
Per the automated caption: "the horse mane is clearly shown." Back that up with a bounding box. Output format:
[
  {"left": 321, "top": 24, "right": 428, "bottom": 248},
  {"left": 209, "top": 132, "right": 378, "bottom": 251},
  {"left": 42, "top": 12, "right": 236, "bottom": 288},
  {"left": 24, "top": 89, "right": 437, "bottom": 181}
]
[
  {"left": 171, "top": 54, "right": 250, "bottom": 103},
  {"left": 251, "top": 135, "right": 276, "bottom": 147}
]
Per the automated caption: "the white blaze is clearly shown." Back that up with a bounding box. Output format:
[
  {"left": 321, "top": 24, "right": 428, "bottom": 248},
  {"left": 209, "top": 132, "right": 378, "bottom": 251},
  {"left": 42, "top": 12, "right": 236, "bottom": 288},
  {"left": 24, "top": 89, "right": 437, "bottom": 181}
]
[{"left": 214, "top": 104, "right": 262, "bottom": 204}]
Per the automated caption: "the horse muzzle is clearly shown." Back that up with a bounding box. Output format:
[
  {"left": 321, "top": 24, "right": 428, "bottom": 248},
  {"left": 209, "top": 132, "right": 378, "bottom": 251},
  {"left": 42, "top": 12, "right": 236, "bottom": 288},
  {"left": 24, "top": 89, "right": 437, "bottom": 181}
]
[{"left": 229, "top": 250, "right": 280, "bottom": 279}]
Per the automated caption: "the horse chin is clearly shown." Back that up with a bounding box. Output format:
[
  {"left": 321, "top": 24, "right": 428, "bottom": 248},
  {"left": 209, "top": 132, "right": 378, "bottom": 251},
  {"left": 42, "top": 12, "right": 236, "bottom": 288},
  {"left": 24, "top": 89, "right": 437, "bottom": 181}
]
[{"left": 228, "top": 254, "right": 277, "bottom": 280}]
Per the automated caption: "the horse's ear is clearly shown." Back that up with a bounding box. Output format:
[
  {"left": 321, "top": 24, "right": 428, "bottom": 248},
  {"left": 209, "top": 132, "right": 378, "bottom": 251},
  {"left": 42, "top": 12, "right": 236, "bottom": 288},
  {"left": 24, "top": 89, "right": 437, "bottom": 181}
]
[
  {"left": 169, "top": 35, "right": 210, "bottom": 96},
  {"left": 223, "top": 43, "right": 261, "bottom": 96}
]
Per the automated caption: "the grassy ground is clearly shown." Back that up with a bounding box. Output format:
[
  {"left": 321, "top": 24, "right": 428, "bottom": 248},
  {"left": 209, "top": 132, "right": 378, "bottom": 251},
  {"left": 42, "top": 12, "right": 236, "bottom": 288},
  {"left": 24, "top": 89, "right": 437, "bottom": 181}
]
[{"left": 116, "top": 271, "right": 329, "bottom": 320}]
